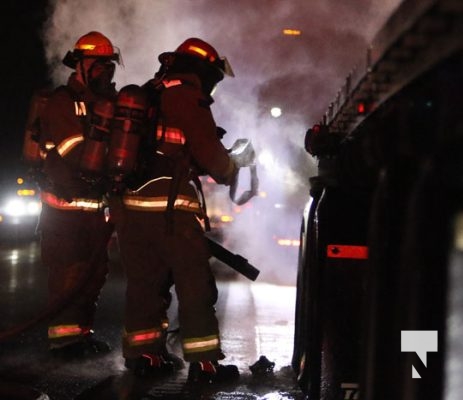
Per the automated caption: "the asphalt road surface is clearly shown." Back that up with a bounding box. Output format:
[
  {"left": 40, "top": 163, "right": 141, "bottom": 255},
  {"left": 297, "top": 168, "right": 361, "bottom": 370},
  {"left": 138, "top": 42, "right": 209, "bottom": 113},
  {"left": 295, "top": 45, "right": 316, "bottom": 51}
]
[{"left": 0, "top": 238, "right": 305, "bottom": 400}]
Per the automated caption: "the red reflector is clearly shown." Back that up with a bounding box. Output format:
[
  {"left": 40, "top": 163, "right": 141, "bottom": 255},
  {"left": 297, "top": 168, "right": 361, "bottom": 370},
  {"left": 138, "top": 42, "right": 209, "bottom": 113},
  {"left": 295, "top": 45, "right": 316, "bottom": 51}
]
[
  {"left": 357, "top": 102, "right": 365, "bottom": 114},
  {"left": 327, "top": 244, "right": 368, "bottom": 259}
]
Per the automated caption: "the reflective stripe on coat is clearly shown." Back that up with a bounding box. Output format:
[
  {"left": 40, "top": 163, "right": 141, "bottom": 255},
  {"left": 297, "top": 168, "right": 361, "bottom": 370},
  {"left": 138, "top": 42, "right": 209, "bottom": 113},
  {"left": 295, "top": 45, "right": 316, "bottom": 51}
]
[{"left": 41, "top": 191, "right": 104, "bottom": 211}]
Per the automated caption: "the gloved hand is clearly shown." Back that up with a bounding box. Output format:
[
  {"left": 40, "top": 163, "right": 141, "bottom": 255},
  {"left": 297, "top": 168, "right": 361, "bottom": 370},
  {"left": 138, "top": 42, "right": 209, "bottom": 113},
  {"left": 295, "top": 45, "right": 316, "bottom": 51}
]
[
  {"left": 43, "top": 149, "right": 94, "bottom": 201},
  {"left": 229, "top": 139, "right": 256, "bottom": 168},
  {"left": 107, "top": 195, "right": 126, "bottom": 226},
  {"left": 229, "top": 164, "right": 259, "bottom": 206},
  {"left": 227, "top": 139, "right": 258, "bottom": 205}
]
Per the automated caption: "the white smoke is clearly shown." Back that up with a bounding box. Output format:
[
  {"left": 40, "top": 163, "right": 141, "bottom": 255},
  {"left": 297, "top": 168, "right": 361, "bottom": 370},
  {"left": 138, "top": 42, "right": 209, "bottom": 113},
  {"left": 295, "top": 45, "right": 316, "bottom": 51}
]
[{"left": 43, "top": 0, "right": 402, "bottom": 285}]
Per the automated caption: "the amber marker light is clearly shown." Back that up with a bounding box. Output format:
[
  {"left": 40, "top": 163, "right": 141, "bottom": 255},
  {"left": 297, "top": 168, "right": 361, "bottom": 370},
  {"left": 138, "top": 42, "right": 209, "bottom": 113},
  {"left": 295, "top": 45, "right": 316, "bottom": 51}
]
[{"left": 283, "top": 29, "right": 301, "bottom": 36}]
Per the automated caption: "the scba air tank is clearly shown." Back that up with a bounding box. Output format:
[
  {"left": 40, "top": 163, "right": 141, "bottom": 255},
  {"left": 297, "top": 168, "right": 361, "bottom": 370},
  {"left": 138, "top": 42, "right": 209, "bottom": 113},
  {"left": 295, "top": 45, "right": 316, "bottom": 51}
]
[
  {"left": 22, "top": 89, "right": 52, "bottom": 167},
  {"left": 79, "top": 98, "right": 115, "bottom": 175},
  {"left": 107, "top": 85, "right": 148, "bottom": 179}
]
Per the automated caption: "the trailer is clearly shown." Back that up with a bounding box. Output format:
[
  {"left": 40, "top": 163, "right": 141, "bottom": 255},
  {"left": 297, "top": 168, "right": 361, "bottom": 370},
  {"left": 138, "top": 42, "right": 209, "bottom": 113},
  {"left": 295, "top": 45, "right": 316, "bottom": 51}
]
[{"left": 292, "top": 1, "right": 463, "bottom": 399}]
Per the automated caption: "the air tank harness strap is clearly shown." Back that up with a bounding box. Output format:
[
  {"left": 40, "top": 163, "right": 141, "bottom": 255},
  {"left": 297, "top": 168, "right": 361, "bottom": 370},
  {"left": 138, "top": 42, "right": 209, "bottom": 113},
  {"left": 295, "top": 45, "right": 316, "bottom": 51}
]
[
  {"left": 163, "top": 155, "right": 210, "bottom": 234},
  {"left": 191, "top": 174, "right": 211, "bottom": 232},
  {"left": 164, "top": 151, "right": 189, "bottom": 234}
]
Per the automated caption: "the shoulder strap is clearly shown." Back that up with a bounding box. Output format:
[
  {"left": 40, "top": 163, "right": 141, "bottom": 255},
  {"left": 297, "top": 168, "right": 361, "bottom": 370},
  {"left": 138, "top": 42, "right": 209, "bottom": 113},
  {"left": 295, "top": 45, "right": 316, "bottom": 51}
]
[{"left": 54, "top": 84, "right": 79, "bottom": 100}]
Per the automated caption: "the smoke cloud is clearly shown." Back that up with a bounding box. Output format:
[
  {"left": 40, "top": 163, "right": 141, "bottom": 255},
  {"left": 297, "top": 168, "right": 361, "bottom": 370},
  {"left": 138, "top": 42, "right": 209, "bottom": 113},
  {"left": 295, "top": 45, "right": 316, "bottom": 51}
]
[{"left": 43, "top": 0, "right": 401, "bottom": 284}]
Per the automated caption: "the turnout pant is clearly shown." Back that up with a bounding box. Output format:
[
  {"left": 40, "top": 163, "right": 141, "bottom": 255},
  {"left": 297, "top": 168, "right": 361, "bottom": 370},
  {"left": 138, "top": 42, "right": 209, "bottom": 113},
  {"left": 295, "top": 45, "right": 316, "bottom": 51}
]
[
  {"left": 39, "top": 205, "right": 113, "bottom": 347},
  {"left": 117, "top": 210, "right": 223, "bottom": 362}
]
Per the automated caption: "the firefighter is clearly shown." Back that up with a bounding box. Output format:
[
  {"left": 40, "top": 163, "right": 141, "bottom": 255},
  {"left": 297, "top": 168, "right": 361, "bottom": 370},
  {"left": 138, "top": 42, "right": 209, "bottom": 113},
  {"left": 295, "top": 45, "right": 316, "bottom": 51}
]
[
  {"left": 114, "top": 38, "right": 240, "bottom": 382},
  {"left": 38, "top": 31, "right": 119, "bottom": 358}
]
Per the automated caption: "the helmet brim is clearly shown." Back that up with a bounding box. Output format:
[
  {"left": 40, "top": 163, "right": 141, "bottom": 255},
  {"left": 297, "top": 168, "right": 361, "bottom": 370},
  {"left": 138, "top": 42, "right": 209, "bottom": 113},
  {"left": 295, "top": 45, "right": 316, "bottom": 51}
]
[
  {"left": 218, "top": 56, "right": 234, "bottom": 77},
  {"left": 62, "top": 48, "right": 122, "bottom": 69},
  {"left": 159, "top": 51, "right": 234, "bottom": 77}
]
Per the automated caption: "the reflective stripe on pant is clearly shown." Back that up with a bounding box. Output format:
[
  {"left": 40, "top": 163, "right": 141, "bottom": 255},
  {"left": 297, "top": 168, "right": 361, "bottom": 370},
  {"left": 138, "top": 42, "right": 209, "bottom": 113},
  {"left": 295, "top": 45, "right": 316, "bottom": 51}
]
[
  {"left": 48, "top": 325, "right": 91, "bottom": 342},
  {"left": 124, "top": 327, "right": 166, "bottom": 353},
  {"left": 117, "top": 210, "right": 223, "bottom": 361},
  {"left": 183, "top": 334, "right": 221, "bottom": 356}
]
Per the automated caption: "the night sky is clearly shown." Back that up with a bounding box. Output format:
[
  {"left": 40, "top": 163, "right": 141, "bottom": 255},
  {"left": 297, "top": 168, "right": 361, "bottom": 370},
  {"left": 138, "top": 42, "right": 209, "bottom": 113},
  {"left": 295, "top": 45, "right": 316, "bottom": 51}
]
[{"left": 2, "top": 0, "right": 50, "bottom": 178}]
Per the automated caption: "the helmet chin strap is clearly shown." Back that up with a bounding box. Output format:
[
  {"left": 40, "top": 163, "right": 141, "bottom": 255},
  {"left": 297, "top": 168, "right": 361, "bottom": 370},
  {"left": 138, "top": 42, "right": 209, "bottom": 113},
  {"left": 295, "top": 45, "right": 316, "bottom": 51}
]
[{"left": 78, "top": 59, "right": 89, "bottom": 86}]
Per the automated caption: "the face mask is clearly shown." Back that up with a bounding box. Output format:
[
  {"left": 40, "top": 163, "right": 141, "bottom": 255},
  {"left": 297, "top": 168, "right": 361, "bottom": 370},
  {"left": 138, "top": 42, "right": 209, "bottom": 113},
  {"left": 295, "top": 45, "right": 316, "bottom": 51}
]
[{"left": 87, "top": 60, "right": 116, "bottom": 95}]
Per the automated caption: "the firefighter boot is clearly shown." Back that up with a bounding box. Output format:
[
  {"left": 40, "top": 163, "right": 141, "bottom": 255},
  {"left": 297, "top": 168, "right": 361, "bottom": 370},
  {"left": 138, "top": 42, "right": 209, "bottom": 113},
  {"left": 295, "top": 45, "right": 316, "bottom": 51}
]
[
  {"left": 161, "top": 349, "right": 185, "bottom": 371},
  {"left": 124, "top": 354, "right": 175, "bottom": 377},
  {"left": 187, "top": 361, "right": 240, "bottom": 384},
  {"left": 49, "top": 334, "right": 111, "bottom": 359}
]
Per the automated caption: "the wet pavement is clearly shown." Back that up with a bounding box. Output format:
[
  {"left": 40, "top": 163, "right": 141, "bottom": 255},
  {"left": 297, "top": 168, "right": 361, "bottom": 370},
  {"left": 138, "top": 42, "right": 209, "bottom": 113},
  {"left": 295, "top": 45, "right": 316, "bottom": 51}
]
[{"left": 0, "top": 239, "right": 305, "bottom": 400}]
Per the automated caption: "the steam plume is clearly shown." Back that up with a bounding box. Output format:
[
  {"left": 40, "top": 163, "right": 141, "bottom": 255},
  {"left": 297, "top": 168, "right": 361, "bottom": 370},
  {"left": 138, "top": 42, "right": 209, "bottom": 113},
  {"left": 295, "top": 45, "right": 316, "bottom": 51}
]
[{"left": 43, "top": 0, "right": 402, "bottom": 284}]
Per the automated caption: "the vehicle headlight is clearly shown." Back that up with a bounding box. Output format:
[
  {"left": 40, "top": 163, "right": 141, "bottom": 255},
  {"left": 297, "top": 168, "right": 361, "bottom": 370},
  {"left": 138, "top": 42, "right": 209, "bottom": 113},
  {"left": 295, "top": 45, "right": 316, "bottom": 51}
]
[
  {"left": 27, "top": 200, "right": 42, "bottom": 216},
  {"left": 4, "top": 198, "right": 41, "bottom": 217}
]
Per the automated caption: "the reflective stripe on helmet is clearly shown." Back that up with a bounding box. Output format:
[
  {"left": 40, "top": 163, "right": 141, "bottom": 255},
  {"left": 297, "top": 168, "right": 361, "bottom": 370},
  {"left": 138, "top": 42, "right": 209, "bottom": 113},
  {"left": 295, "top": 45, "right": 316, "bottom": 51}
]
[
  {"left": 124, "top": 327, "right": 164, "bottom": 347},
  {"left": 63, "top": 31, "right": 121, "bottom": 69},
  {"left": 173, "top": 38, "right": 234, "bottom": 77},
  {"left": 122, "top": 194, "right": 201, "bottom": 213},
  {"left": 183, "top": 334, "right": 220, "bottom": 354},
  {"left": 175, "top": 38, "right": 219, "bottom": 63},
  {"left": 74, "top": 31, "right": 118, "bottom": 59},
  {"left": 41, "top": 191, "right": 104, "bottom": 211},
  {"left": 156, "top": 126, "right": 186, "bottom": 144},
  {"left": 48, "top": 324, "right": 90, "bottom": 339},
  {"left": 188, "top": 45, "right": 210, "bottom": 59}
]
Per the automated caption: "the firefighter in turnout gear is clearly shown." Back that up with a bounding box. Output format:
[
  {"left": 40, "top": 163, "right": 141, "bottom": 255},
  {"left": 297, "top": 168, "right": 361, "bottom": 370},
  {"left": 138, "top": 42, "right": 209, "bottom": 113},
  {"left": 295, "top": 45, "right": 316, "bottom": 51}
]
[
  {"left": 114, "top": 38, "right": 240, "bottom": 382},
  {"left": 38, "top": 31, "right": 119, "bottom": 358}
]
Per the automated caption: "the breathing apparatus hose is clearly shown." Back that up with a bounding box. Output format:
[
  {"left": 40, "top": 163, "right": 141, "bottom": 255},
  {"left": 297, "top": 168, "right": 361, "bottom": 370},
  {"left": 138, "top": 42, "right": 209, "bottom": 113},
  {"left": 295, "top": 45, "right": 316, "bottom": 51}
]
[{"left": 0, "top": 226, "right": 112, "bottom": 343}]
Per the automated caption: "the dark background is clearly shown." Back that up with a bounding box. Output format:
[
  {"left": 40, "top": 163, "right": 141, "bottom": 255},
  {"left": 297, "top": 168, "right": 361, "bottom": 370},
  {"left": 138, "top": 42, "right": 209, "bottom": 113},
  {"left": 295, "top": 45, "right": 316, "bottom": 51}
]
[{"left": 2, "top": 0, "right": 50, "bottom": 179}]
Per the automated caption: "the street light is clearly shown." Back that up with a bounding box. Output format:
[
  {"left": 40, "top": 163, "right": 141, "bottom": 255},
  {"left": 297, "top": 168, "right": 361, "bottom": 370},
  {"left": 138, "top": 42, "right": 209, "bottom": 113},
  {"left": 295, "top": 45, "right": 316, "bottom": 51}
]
[{"left": 270, "top": 107, "right": 282, "bottom": 118}]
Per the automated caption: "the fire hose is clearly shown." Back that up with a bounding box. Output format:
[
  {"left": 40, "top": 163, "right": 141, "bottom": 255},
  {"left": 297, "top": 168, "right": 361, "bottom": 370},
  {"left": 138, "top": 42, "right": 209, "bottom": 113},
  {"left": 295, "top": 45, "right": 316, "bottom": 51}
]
[
  {"left": 0, "top": 235, "right": 259, "bottom": 344},
  {"left": 0, "top": 230, "right": 111, "bottom": 343}
]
